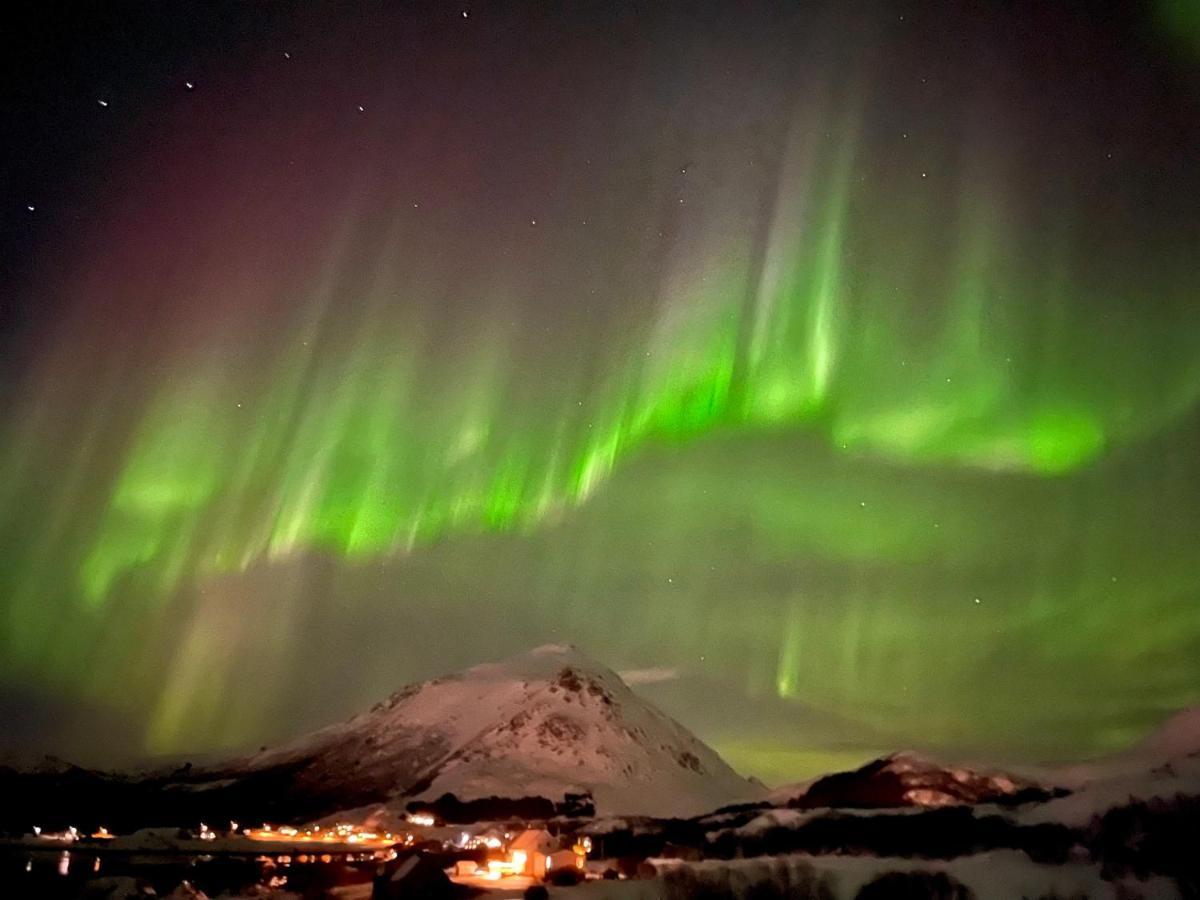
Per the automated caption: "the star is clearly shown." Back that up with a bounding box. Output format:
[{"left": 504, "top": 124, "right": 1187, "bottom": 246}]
[
  {"left": 97, "top": 99, "right": 109, "bottom": 107},
  {"left": 26, "top": 205, "right": 35, "bottom": 212},
  {"left": 185, "top": 82, "right": 194, "bottom": 90}
]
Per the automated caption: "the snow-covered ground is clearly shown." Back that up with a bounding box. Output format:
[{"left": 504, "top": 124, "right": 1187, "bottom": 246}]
[
  {"left": 307, "top": 852, "right": 1180, "bottom": 900},
  {"left": 538, "top": 851, "right": 1179, "bottom": 899}
]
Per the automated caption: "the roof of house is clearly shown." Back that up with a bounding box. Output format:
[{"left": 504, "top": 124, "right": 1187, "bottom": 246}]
[{"left": 509, "top": 828, "right": 555, "bottom": 851}]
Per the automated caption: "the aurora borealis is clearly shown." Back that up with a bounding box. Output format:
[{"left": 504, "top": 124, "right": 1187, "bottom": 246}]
[{"left": 2, "top": 1, "right": 1200, "bottom": 784}]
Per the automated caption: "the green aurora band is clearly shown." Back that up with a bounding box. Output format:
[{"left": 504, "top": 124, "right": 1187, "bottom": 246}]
[{"left": 2, "top": 2, "right": 1199, "bottom": 781}]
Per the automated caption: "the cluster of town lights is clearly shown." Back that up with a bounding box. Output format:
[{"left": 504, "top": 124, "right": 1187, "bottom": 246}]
[
  {"left": 28, "top": 820, "right": 404, "bottom": 850},
  {"left": 24, "top": 819, "right": 592, "bottom": 883},
  {"left": 242, "top": 821, "right": 402, "bottom": 848}
]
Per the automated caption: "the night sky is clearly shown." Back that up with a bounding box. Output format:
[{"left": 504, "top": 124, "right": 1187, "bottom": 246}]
[{"left": 2, "top": 1, "right": 1199, "bottom": 784}]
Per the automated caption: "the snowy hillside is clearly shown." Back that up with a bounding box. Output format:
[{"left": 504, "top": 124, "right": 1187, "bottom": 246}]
[
  {"left": 1020, "top": 705, "right": 1200, "bottom": 827},
  {"left": 225, "top": 644, "right": 762, "bottom": 818}
]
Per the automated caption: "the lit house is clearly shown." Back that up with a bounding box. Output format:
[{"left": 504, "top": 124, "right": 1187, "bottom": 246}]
[
  {"left": 507, "top": 828, "right": 556, "bottom": 879},
  {"left": 465, "top": 828, "right": 589, "bottom": 882}
]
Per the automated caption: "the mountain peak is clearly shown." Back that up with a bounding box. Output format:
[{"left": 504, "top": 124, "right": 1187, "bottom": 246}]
[
  {"left": 879, "top": 750, "right": 937, "bottom": 769},
  {"left": 233, "top": 645, "right": 762, "bottom": 819}
]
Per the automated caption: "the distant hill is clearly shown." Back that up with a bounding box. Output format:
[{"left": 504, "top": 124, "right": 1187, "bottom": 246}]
[{"left": 773, "top": 751, "right": 1059, "bottom": 810}]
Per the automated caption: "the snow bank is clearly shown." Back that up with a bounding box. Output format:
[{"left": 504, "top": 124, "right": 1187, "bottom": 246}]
[
  {"left": 1021, "top": 754, "right": 1200, "bottom": 827},
  {"left": 554, "top": 851, "right": 1177, "bottom": 899}
]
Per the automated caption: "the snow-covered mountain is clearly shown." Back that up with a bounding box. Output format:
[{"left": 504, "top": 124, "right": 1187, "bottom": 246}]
[
  {"left": 778, "top": 751, "right": 1056, "bottom": 810},
  {"left": 1020, "top": 705, "right": 1200, "bottom": 827},
  {"left": 216, "top": 644, "right": 762, "bottom": 819},
  {"left": 0, "top": 752, "right": 84, "bottom": 776},
  {"left": 1117, "top": 705, "right": 1200, "bottom": 770}
]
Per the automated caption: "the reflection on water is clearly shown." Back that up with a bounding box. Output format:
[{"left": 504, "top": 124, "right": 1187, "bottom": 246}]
[{"left": 3, "top": 848, "right": 379, "bottom": 899}]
